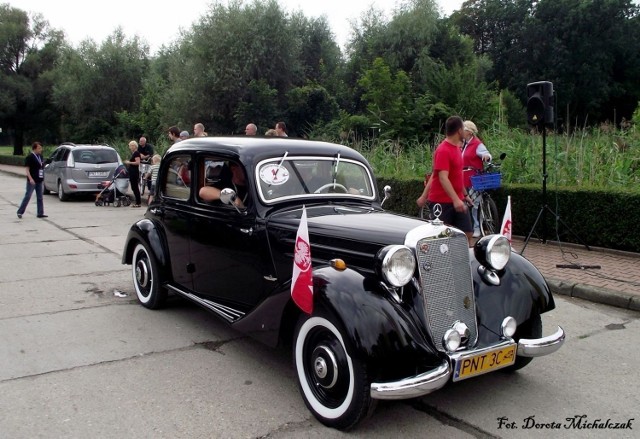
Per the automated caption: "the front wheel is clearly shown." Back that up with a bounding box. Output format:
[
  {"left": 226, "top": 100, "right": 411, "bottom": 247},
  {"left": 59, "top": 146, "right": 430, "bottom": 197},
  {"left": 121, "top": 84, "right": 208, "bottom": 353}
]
[
  {"left": 294, "top": 315, "right": 373, "bottom": 430},
  {"left": 132, "top": 242, "right": 167, "bottom": 309},
  {"left": 478, "top": 195, "right": 499, "bottom": 236}
]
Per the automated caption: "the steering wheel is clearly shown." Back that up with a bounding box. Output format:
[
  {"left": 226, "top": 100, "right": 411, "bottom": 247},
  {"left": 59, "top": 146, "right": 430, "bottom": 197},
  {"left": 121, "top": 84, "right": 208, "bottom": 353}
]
[{"left": 314, "top": 183, "right": 348, "bottom": 194}]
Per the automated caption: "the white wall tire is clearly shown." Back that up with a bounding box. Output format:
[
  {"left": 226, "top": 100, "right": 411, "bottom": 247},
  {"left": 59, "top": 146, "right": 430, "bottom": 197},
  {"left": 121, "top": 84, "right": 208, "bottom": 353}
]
[
  {"left": 294, "top": 315, "right": 372, "bottom": 430},
  {"left": 132, "top": 242, "right": 166, "bottom": 309}
]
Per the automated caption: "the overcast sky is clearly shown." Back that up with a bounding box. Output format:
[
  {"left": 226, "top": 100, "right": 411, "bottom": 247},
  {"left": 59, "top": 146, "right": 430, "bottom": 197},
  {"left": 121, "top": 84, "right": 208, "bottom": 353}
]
[{"left": 11, "top": 0, "right": 464, "bottom": 53}]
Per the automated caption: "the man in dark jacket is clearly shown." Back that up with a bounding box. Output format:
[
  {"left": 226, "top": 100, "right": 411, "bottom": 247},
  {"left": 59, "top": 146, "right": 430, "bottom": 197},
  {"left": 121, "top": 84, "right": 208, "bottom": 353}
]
[{"left": 17, "top": 141, "right": 47, "bottom": 218}]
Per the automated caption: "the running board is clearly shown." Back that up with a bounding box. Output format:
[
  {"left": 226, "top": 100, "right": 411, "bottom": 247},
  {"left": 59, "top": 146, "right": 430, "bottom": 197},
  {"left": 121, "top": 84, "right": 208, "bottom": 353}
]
[{"left": 166, "top": 285, "right": 245, "bottom": 322}]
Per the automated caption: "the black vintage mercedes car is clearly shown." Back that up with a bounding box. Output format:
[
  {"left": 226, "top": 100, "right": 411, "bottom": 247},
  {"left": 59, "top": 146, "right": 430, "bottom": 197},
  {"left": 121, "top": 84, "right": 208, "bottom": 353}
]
[{"left": 122, "top": 137, "right": 565, "bottom": 430}]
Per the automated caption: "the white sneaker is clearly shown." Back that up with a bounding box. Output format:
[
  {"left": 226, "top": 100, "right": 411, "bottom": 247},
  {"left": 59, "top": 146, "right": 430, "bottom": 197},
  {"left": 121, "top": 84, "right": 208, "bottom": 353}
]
[{"left": 473, "top": 229, "right": 481, "bottom": 238}]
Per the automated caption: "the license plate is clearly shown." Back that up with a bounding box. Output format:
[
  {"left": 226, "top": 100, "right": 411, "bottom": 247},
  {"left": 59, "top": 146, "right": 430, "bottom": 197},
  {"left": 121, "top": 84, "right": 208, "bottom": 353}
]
[
  {"left": 88, "top": 171, "right": 109, "bottom": 178},
  {"left": 453, "top": 344, "right": 516, "bottom": 382}
]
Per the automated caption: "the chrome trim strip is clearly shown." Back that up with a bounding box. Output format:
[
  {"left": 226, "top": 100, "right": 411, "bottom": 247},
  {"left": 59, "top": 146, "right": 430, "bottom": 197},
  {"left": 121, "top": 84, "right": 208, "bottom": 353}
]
[
  {"left": 517, "top": 325, "right": 565, "bottom": 357},
  {"left": 370, "top": 361, "right": 451, "bottom": 400},
  {"left": 166, "top": 285, "right": 245, "bottom": 322}
]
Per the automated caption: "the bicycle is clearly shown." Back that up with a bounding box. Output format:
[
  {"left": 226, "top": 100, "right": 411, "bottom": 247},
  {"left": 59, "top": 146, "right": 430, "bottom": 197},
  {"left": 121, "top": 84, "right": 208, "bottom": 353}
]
[
  {"left": 467, "top": 155, "right": 505, "bottom": 237},
  {"left": 139, "top": 160, "right": 151, "bottom": 196}
]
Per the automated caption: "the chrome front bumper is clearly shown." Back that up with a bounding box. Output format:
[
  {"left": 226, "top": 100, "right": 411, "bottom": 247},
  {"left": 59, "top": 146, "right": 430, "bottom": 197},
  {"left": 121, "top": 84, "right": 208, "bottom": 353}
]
[
  {"left": 370, "top": 325, "right": 566, "bottom": 400},
  {"left": 517, "top": 325, "right": 565, "bottom": 357},
  {"left": 370, "top": 361, "right": 451, "bottom": 400}
]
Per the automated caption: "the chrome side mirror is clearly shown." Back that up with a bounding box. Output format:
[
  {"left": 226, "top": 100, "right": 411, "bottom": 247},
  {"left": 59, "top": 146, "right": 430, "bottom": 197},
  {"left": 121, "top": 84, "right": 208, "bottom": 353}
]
[
  {"left": 381, "top": 185, "right": 391, "bottom": 207},
  {"left": 220, "top": 188, "right": 246, "bottom": 214},
  {"left": 220, "top": 188, "right": 236, "bottom": 205}
]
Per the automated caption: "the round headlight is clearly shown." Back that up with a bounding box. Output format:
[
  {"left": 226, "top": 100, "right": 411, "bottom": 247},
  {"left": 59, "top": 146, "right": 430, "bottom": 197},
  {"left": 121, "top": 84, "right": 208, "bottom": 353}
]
[
  {"left": 475, "top": 235, "right": 511, "bottom": 271},
  {"left": 487, "top": 235, "right": 511, "bottom": 270},
  {"left": 378, "top": 245, "right": 415, "bottom": 287},
  {"left": 443, "top": 328, "right": 462, "bottom": 352}
]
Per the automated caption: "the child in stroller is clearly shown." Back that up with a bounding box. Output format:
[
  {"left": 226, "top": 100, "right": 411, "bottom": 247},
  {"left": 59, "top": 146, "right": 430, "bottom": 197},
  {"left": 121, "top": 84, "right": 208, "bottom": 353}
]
[{"left": 95, "top": 164, "right": 132, "bottom": 207}]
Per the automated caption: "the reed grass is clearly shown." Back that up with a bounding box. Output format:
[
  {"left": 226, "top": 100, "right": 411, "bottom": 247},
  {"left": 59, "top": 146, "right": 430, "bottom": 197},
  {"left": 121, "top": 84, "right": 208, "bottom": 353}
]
[{"left": 352, "top": 124, "right": 640, "bottom": 191}]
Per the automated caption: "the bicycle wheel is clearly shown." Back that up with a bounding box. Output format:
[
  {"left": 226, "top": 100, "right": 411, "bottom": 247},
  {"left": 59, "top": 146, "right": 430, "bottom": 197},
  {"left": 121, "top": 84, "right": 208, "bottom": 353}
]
[
  {"left": 139, "top": 177, "right": 146, "bottom": 196},
  {"left": 478, "top": 195, "right": 500, "bottom": 236}
]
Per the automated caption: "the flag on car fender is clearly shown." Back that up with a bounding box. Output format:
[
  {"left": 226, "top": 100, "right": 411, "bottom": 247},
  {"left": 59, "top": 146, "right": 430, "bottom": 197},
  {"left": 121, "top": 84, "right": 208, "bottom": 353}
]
[
  {"left": 291, "top": 205, "right": 313, "bottom": 314},
  {"left": 501, "top": 195, "right": 512, "bottom": 243}
]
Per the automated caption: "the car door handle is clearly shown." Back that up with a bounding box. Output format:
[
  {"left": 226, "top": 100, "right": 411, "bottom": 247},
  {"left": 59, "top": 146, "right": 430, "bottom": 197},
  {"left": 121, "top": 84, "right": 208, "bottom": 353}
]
[
  {"left": 149, "top": 207, "right": 164, "bottom": 217},
  {"left": 240, "top": 227, "right": 253, "bottom": 235}
]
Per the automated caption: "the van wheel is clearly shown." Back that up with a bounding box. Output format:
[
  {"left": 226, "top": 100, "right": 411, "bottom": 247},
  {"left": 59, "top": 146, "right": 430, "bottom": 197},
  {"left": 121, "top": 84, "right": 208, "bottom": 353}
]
[{"left": 57, "top": 181, "right": 69, "bottom": 201}]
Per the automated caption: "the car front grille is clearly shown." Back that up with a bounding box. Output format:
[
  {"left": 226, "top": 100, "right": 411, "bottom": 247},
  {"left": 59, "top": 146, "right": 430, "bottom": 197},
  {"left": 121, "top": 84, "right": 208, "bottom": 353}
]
[{"left": 414, "top": 233, "right": 477, "bottom": 352}]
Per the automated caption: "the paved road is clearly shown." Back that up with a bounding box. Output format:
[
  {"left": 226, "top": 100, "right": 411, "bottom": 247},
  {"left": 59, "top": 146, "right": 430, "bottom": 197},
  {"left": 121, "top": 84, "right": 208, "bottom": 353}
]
[{"left": 0, "top": 172, "right": 638, "bottom": 438}]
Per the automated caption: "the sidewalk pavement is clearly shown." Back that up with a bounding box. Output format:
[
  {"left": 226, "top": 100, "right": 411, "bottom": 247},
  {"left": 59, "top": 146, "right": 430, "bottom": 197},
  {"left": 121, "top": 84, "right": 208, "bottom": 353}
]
[{"left": 2, "top": 163, "right": 639, "bottom": 312}]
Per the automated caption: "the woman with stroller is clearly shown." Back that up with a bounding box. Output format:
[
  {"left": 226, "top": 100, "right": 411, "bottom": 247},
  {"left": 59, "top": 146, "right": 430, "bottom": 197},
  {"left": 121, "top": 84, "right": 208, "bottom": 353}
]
[{"left": 124, "top": 140, "right": 142, "bottom": 207}]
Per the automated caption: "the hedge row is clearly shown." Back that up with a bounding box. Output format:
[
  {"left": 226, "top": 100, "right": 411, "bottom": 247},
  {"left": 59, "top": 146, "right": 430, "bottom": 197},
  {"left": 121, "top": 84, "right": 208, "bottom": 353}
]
[{"left": 378, "top": 177, "right": 640, "bottom": 253}]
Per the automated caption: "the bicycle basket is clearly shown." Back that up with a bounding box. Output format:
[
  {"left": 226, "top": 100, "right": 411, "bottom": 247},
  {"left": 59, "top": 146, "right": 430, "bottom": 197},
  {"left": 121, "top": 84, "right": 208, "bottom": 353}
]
[{"left": 470, "top": 173, "right": 501, "bottom": 190}]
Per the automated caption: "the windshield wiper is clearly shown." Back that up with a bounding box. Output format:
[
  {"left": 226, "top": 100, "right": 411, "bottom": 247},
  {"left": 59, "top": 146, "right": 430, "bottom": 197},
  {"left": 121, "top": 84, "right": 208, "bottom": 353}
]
[{"left": 332, "top": 153, "right": 341, "bottom": 190}]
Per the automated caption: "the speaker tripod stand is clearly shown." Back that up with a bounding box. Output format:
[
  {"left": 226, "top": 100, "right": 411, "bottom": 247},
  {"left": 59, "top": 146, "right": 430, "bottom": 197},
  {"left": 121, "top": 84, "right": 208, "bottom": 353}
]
[{"left": 520, "top": 126, "right": 590, "bottom": 255}]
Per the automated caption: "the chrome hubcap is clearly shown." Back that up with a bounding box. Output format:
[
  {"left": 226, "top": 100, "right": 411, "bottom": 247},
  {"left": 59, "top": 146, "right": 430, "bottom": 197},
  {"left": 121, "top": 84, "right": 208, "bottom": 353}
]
[
  {"left": 136, "top": 259, "right": 149, "bottom": 288},
  {"left": 312, "top": 345, "right": 338, "bottom": 389}
]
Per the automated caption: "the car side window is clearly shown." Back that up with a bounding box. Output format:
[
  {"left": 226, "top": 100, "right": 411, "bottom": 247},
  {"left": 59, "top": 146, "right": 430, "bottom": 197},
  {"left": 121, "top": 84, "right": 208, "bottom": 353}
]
[
  {"left": 198, "top": 157, "right": 249, "bottom": 208},
  {"left": 164, "top": 155, "right": 192, "bottom": 200}
]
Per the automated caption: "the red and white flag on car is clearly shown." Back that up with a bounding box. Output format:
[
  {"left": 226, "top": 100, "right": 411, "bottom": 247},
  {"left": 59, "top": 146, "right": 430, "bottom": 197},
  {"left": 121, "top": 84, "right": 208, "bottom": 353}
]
[
  {"left": 291, "top": 206, "right": 313, "bottom": 314},
  {"left": 500, "top": 196, "right": 512, "bottom": 243}
]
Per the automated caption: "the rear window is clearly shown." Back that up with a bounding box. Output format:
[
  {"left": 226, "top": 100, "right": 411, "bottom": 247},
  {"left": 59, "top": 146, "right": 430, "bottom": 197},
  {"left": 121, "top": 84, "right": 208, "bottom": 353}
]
[{"left": 73, "top": 149, "right": 119, "bottom": 164}]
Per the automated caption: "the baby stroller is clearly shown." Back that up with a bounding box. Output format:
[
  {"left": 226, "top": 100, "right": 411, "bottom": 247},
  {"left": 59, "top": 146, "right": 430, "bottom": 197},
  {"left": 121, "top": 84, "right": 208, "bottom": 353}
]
[{"left": 95, "top": 164, "right": 132, "bottom": 207}]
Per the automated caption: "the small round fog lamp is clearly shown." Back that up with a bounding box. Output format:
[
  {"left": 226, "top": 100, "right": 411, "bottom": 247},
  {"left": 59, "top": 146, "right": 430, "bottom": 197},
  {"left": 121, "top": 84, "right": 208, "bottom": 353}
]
[
  {"left": 501, "top": 316, "right": 517, "bottom": 338},
  {"left": 443, "top": 328, "right": 462, "bottom": 352}
]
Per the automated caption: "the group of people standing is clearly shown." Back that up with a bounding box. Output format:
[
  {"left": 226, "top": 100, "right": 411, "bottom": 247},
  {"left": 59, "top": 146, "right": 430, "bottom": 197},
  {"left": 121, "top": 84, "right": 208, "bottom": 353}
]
[
  {"left": 245, "top": 121, "right": 288, "bottom": 137},
  {"left": 416, "top": 116, "right": 492, "bottom": 243}
]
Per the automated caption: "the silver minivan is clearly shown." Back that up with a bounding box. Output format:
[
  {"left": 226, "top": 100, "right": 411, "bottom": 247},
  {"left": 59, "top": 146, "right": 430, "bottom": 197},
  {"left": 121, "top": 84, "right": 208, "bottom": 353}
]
[{"left": 44, "top": 143, "right": 122, "bottom": 201}]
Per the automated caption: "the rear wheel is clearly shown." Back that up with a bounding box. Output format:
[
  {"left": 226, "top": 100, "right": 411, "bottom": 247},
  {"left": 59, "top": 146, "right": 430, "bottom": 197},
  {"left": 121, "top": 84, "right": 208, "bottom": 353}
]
[
  {"left": 478, "top": 195, "right": 499, "bottom": 236},
  {"left": 57, "top": 180, "right": 69, "bottom": 201},
  {"left": 132, "top": 242, "right": 167, "bottom": 309},
  {"left": 294, "top": 315, "right": 373, "bottom": 430}
]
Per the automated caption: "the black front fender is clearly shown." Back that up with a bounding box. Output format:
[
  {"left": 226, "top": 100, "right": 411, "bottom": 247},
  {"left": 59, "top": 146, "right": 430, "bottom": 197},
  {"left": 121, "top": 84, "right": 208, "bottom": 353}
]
[
  {"left": 473, "top": 251, "right": 555, "bottom": 344},
  {"left": 311, "top": 266, "right": 439, "bottom": 367},
  {"left": 121, "top": 218, "right": 170, "bottom": 274}
]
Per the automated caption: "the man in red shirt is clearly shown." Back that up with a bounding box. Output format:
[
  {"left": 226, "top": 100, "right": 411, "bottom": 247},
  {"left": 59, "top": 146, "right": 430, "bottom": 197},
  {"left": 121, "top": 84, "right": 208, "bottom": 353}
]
[{"left": 426, "top": 116, "right": 473, "bottom": 242}]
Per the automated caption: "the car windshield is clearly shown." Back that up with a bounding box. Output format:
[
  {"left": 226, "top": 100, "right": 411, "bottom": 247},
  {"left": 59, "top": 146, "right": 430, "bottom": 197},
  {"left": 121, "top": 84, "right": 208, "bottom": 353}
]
[
  {"left": 256, "top": 156, "right": 375, "bottom": 203},
  {"left": 73, "top": 149, "right": 119, "bottom": 164}
]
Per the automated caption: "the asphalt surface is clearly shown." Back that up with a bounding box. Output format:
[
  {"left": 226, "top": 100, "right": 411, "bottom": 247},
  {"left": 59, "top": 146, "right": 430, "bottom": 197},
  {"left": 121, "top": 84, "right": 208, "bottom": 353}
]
[{"left": 2, "top": 163, "right": 639, "bottom": 312}]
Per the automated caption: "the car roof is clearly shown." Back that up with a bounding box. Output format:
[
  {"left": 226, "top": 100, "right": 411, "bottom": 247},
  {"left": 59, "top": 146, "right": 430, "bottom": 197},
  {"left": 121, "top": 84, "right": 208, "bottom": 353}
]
[
  {"left": 59, "top": 142, "right": 113, "bottom": 149},
  {"left": 166, "top": 136, "right": 368, "bottom": 166}
]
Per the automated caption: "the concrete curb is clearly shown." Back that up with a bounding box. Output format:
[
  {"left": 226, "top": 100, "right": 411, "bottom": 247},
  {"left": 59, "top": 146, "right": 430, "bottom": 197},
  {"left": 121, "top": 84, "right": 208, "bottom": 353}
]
[{"left": 547, "top": 277, "right": 640, "bottom": 312}]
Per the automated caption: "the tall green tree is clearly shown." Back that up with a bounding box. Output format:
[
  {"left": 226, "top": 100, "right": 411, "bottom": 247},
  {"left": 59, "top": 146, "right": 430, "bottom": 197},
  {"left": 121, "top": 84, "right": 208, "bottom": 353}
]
[
  {"left": 0, "top": 4, "right": 63, "bottom": 153},
  {"left": 455, "top": 0, "right": 640, "bottom": 126},
  {"left": 52, "top": 28, "right": 149, "bottom": 142}
]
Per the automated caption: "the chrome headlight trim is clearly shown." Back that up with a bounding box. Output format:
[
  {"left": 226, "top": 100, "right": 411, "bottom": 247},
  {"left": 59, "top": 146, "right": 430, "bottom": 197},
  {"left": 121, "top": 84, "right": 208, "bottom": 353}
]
[
  {"left": 475, "top": 235, "right": 511, "bottom": 271},
  {"left": 378, "top": 245, "right": 416, "bottom": 288}
]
